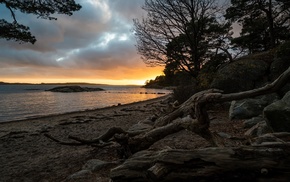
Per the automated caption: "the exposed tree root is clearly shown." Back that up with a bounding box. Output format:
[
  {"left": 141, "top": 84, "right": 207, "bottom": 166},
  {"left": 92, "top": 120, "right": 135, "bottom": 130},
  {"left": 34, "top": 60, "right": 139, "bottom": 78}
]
[{"left": 44, "top": 66, "right": 290, "bottom": 171}]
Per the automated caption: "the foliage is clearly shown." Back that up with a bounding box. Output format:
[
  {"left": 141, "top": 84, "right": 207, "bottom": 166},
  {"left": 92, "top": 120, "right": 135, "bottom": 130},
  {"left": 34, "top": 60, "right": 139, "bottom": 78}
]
[
  {"left": 0, "top": 0, "right": 81, "bottom": 44},
  {"left": 144, "top": 75, "right": 167, "bottom": 88},
  {"left": 173, "top": 85, "right": 199, "bottom": 104},
  {"left": 226, "top": 0, "right": 290, "bottom": 52},
  {"left": 144, "top": 71, "right": 195, "bottom": 89},
  {"left": 197, "top": 53, "right": 228, "bottom": 90},
  {"left": 166, "top": 17, "right": 232, "bottom": 77},
  {"left": 133, "top": 0, "right": 232, "bottom": 77}
]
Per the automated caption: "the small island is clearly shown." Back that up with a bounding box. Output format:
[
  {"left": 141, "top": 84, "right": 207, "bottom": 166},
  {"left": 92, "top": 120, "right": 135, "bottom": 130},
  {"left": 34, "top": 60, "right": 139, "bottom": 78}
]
[{"left": 46, "top": 86, "right": 104, "bottom": 93}]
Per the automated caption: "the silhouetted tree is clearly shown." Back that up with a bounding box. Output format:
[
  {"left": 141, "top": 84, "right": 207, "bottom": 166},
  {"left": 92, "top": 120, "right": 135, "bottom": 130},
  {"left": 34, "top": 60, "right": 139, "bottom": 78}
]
[
  {"left": 226, "top": 0, "right": 290, "bottom": 50},
  {"left": 133, "top": 0, "right": 231, "bottom": 77},
  {"left": 0, "top": 0, "right": 81, "bottom": 44}
]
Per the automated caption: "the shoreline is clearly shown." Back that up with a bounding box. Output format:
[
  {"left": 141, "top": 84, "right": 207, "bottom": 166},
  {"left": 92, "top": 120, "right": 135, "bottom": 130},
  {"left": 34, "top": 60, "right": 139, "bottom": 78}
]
[
  {"left": 0, "top": 92, "right": 246, "bottom": 182},
  {"left": 0, "top": 94, "right": 171, "bottom": 125},
  {"left": 0, "top": 93, "right": 176, "bottom": 181}
]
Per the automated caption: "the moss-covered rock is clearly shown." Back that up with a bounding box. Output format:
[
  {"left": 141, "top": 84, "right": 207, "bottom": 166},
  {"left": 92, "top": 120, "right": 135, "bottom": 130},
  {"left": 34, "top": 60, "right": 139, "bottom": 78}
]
[{"left": 210, "top": 59, "right": 269, "bottom": 93}]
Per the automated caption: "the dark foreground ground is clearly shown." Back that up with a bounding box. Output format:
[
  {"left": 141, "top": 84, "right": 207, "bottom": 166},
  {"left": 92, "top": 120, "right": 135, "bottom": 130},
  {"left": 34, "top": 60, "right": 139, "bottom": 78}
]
[{"left": 0, "top": 96, "right": 246, "bottom": 182}]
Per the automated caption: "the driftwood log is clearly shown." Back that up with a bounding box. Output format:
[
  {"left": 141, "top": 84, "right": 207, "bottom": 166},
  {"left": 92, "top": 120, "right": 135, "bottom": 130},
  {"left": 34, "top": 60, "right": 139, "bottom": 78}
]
[
  {"left": 45, "top": 66, "right": 290, "bottom": 153},
  {"left": 45, "top": 66, "right": 290, "bottom": 180},
  {"left": 154, "top": 65, "right": 290, "bottom": 146},
  {"left": 110, "top": 142, "right": 290, "bottom": 181}
]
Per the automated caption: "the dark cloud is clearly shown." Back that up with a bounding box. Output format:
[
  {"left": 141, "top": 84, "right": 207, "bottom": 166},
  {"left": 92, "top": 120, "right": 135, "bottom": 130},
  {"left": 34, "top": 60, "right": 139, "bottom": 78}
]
[{"left": 0, "top": 0, "right": 147, "bottom": 80}]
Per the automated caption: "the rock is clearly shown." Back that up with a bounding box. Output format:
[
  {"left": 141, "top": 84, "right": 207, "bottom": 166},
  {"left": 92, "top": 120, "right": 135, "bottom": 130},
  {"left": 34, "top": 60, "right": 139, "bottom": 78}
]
[
  {"left": 264, "top": 91, "right": 290, "bottom": 132},
  {"left": 259, "top": 93, "right": 280, "bottom": 104},
  {"left": 229, "top": 99, "right": 264, "bottom": 120},
  {"left": 269, "top": 41, "right": 290, "bottom": 80},
  {"left": 46, "top": 86, "right": 104, "bottom": 93},
  {"left": 283, "top": 91, "right": 290, "bottom": 101},
  {"left": 82, "top": 159, "right": 112, "bottom": 172},
  {"left": 256, "top": 122, "right": 272, "bottom": 136},
  {"left": 229, "top": 94, "right": 279, "bottom": 120},
  {"left": 210, "top": 59, "right": 269, "bottom": 93},
  {"left": 66, "top": 170, "right": 94, "bottom": 181},
  {"left": 244, "top": 121, "right": 272, "bottom": 137},
  {"left": 251, "top": 133, "right": 285, "bottom": 145},
  {"left": 243, "top": 116, "right": 265, "bottom": 129}
]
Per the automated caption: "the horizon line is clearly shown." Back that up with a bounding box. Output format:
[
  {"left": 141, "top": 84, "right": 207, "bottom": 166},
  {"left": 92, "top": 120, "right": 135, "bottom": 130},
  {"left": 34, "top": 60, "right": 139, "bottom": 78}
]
[{"left": 0, "top": 81, "right": 144, "bottom": 86}]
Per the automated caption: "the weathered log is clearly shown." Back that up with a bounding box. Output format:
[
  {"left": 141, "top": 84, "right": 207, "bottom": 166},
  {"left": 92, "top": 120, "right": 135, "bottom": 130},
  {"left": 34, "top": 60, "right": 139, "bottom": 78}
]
[
  {"left": 154, "top": 66, "right": 290, "bottom": 146},
  {"left": 154, "top": 89, "right": 223, "bottom": 127},
  {"left": 44, "top": 127, "right": 127, "bottom": 146},
  {"left": 45, "top": 119, "right": 192, "bottom": 157},
  {"left": 147, "top": 163, "right": 169, "bottom": 181},
  {"left": 44, "top": 133, "right": 85, "bottom": 146},
  {"left": 45, "top": 66, "right": 290, "bottom": 159},
  {"left": 69, "top": 127, "right": 127, "bottom": 143},
  {"left": 128, "top": 119, "right": 188, "bottom": 153},
  {"left": 110, "top": 144, "right": 290, "bottom": 181}
]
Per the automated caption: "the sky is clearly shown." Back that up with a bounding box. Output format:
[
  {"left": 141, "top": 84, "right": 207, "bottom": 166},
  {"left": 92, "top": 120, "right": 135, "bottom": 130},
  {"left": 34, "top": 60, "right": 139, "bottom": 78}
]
[{"left": 0, "top": 0, "right": 163, "bottom": 85}]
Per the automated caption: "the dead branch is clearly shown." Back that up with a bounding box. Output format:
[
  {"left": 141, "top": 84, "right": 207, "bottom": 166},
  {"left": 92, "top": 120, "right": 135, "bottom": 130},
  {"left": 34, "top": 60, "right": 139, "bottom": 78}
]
[
  {"left": 45, "top": 119, "right": 192, "bottom": 157},
  {"left": 44, "top": 127, "right": 127, "bottom": 147},
  {"left": 68, "top": 127, "right": 127, "bottom": 144},
  {"left": 44, "top": 134, "right": 85, "bottom": 146}
]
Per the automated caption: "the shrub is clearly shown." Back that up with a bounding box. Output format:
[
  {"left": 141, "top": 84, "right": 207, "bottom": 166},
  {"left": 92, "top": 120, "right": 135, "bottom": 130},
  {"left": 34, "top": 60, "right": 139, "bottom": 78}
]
[{"left": 173, "top": 85, "right": 199, "bottom": 104}]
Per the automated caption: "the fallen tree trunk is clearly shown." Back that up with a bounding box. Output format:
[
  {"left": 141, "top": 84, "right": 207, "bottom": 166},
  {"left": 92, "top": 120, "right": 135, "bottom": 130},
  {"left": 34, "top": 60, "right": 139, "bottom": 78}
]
[
  {"left": 154, "top": 66, "right": 290, "bottom": 146},
  {"left": 110, "top": 143, "right": 290, "bottom": 181},
  {"left": 45, "top": 66, "right": 290, "bottom": 154}
]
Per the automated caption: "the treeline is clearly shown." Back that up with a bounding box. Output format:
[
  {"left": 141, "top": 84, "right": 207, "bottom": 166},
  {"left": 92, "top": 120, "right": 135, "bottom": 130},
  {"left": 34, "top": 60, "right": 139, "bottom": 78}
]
[{"left": 135, "top": 0, "right": 290, "bottom": 88}]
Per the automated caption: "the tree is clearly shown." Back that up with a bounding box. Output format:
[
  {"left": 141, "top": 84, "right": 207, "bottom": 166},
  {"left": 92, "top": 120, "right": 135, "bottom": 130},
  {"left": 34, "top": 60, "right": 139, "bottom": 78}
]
[
  {"left": 133, "top": 0, "right": 231, "bottom": 77},
  {"left": 0, "top": 0, "right": 81, "bottom": 44},
  {"left": 226, "top": 0, "right": 290, "bottom": 50}
]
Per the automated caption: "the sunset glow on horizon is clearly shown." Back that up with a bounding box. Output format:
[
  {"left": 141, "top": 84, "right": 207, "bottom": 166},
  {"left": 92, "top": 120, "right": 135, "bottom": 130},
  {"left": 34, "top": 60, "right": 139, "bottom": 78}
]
[
  {"left": 0, "top": 0, "right": 164, "bottom": 85},
  {"left": 0, "top": 66, "right": 163, "bottom": 85}
]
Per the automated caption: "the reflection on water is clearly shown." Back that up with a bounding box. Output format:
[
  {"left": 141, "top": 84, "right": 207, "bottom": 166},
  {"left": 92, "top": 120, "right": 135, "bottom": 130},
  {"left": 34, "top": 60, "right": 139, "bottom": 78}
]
[{"left": 0, "top": 85, "right": 171, "bottom": 122}]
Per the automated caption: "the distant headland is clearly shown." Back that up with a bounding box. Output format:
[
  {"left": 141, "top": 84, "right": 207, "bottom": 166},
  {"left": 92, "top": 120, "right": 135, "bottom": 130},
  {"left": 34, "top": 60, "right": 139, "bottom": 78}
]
[{"left": 0, "top": 81, "right": 109, "bottom": 86}]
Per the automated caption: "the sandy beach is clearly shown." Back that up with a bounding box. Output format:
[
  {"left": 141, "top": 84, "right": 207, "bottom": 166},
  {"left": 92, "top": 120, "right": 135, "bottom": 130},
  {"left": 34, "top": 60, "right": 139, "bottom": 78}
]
[{"left": 0, "top": 95, "right": 245, "bottom": 182}]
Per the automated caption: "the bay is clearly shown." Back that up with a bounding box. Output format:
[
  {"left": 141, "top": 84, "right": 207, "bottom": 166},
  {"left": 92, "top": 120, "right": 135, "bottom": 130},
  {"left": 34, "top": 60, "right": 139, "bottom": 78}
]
[{"left": 0, "top": 84, "right": 171, "bottom": 122}]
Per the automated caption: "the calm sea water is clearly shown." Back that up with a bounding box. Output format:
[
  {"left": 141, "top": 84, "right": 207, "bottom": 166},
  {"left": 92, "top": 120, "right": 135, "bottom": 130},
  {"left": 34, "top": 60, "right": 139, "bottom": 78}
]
[{"left": 0, "top": 84, "right": 171, "bottom": 123}]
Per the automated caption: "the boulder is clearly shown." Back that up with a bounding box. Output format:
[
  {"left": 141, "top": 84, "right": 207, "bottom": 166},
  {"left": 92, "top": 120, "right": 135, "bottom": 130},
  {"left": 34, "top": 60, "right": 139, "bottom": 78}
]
[
  {"left": 244, "top": 121, "right": 272, "bottom": 137},
  {"left": 264, "top": 91, "right": 290, "bottom": 132},
  {"left": 82, "top": 159, "right": 112, "bottom": 172},
  {"left": 229, "top": 94, "right": 279, "bottom": 120},
  {"left": 229, "top": 99, "right": 265, "bottom": 120},
  {"left": 66, "top": 170, "right": 94, "bottom": 181},
  {"left": 243, "top": 116, "right": 265, "bottom": 129},
  {"left": 210, "top": 59, "right": 268, "bottom": 93}
]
